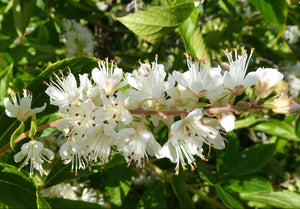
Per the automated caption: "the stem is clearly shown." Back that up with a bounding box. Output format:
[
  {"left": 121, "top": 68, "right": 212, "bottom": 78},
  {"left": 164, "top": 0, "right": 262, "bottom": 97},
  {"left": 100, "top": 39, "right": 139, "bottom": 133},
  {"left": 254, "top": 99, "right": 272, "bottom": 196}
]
[
  {"left": 0, "top": 120, "right": 60, "bottom": 154},
  {"left": 128, "top": 104, "right": 265, "bottom": 116}
]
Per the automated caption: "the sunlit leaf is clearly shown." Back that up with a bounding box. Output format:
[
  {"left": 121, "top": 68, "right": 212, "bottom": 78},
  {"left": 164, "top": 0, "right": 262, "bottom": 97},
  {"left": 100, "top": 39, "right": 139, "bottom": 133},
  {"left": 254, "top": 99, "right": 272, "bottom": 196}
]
[
  {"left": 117, "top": 2, "right": 195, "bottom": 43},
  {"left": 250, "top": 119, "right": 299, "bottom": 141},
  {"left": 226, "top": 175, "right": 272, "bottom": 194},
  {"left": 10, "top": 122, "right": 25, "bottom": 152},
  {"left": 240, "top": 190, "right": 300, "bottom": 208}
]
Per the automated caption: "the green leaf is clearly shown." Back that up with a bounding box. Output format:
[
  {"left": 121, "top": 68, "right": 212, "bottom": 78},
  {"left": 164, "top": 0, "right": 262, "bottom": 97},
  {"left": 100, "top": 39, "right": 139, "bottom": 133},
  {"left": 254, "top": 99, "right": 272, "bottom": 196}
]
[
  {"left": 36, "top": 191, "right": 51, "bottom": 209},
  {"left": 215, "top": 185, "right": 243, "bottom": 209},
  {"left": 45, "top": 198, "right": 106, "bottom": 209},
  {"left": 137, "top": 182, "right": 167, "bottom": 209},
  {"left": 13, "top": 0, "right": 36, "bottom": 42},
  {"left": 10, "top": 121, "right": 25, "bottom": 151},
  {"left": 0, "top": 163, "right": 37, "bottom": 208},
  {"left": 217, "top": 132, "right": 239, "bottom": 175},
  {"left": 251, "top": 0, "right": 287, "bottom": 38},
  {"left": 223, "top": 143, "right": 276, "bottom": 177},
  {"left": 104, "top": 163, "right": 132, "bottom": 206},
  {"left": 0, "top": 5, "right": 18, "bottom": 51},
  {"left": 226, "top": 175, "right": 272, "bottom": 194},
  {"left": 235, "top": 116, "right": 258, "bottom": 130},
  {"left": 295, "top": 116, "right": 300, "bottom": 138},
  {"left": 250, "top": 119, "right": 299, "bottom": 141},
  {"left": 240, "top": 190, "right": 300, "bottom": 208},
  {"left": 179, "top": 8, "right": 208, "bottom": 61},
  {"left": 29, "top": 112, "right": 37, "bottom": 138},
  {"left": 0, "top": 63, "right": 13, "bottom": 99},
  {"left": 171, "top": 173, "right": 195, "bottom": 209},
  {"left": 117, "top": 2, "right": 195, "bottom": 43},
  {"left": 198, "top": 161, "right": 220, "bottom": 185},
  {"left": 44, "top": 154, "right": 125, "bottom": 188}
]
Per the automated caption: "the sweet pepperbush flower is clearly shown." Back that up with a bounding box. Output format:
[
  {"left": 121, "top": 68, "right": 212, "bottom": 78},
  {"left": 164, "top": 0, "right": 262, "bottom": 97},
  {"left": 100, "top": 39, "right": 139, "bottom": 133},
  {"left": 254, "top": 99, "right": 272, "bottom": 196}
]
[
  {"left": 45, "top": 69, "right": 80, "bottom": 106},
  {"left": 4, "top": 89, "right": 46, "bottom": 122},
  {"left": 223, "top": 47, "right": 259, "bottom": 95},
  {"left": 14, "top": 140, "right": 54, "bottom": 177},
  {"left": 159, "top": 109, "right": 226, "bottom": 175},
  {"left": 92, "top": 58, "right": 127, "bottom": 96},
  {"left": 255, "top": 67, "right": 284, "bottom": 98},
  {"left": 125, "top": 56, "right": 175, "bottom": 100}
]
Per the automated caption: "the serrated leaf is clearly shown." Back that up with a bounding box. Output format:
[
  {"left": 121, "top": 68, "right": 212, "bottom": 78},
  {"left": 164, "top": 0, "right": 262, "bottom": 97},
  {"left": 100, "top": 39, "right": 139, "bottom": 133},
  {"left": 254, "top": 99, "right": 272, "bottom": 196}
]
[
  {"left": 251, "top": 0, "right": 287, "bottom": 38},
  {"left": 250, "top": 119, "right": 299, "bottom": 141},
  {"left": 117, "top": 2, "right": 194, "bottom": 43},
  {"left": 45, "top": 198, "right": 106, "bottom": 209},
  {"left": 10, "top": 122, "right": 25, "bottom": 151},
  {"left": 224, "top": 143, "right": 276, "bottom": 177},
  {"left": 0, "top": 163, "right": 37, "bottom": 208},
  {"left": 240, "top": 190, "right": 300, "bottom": 208},
  {"left": 171, "top": 173, "right": 195, "bottom": 209},
  {"left": 136, "top": 182, "right": 167, "bottom": 209},
  {"left": 216, "top": 185, "right": 243, "bottom": 209},
  {"left": 29, "top": 112, "right": 37, "bottom": 138},
  {"left": 226, "top": 175, "right": 272, "bottom": 194}
]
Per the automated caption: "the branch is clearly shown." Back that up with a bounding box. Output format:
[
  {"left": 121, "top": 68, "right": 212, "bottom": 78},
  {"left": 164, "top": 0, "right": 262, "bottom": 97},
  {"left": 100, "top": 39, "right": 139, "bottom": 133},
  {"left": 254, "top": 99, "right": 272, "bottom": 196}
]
[{"left": 0, "top": 120, "right": 60, "bottom": 154}]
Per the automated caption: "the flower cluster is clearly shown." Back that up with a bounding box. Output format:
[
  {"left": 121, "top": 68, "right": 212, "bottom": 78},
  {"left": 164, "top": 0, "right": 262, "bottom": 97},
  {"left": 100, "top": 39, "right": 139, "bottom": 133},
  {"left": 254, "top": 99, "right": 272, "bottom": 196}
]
[
  {"left": 61, "top": 20, "right": 94, "bottom": 57},
  {"left": 7, "top": 47, "right": 297, "bottom": 176}
]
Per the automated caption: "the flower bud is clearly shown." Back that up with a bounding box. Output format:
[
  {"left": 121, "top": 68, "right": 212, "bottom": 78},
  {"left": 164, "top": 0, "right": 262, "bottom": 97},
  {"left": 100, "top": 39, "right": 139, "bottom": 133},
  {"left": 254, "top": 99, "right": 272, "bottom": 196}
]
[{"left": 272, "top": 97, "right": 300, "bottom": 114}]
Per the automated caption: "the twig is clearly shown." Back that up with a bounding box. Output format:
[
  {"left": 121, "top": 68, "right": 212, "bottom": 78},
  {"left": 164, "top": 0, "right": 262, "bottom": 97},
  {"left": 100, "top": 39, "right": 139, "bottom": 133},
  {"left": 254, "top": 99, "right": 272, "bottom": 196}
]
[{"left": 0, "top": 120, "right": 60, "bottom": 154}]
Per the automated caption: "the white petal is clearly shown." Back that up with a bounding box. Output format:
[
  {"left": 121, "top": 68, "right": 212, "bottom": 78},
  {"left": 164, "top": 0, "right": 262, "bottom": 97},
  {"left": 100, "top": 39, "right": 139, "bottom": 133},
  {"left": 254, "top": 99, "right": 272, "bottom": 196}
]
[
  {"left": 243, "top": 71, "right": 259, "bottom": 88},
  {"left": 219, "top": 112, "right": 235, "bottom": 132},
  {"left": 41, "top": 148, "right": 55, "bottom": 160},
  {"left": 223, "top": 71, "right": 235, "bottom": 90},
  {"left": 14, "top": 151, "right": 26, "bottom": 163}
]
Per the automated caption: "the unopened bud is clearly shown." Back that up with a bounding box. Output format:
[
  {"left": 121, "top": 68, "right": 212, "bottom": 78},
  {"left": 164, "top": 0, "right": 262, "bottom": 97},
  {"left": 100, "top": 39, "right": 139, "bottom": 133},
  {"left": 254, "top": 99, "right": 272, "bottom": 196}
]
[{"left": 272, "top": 97, "right": 300, "bottom": 114}]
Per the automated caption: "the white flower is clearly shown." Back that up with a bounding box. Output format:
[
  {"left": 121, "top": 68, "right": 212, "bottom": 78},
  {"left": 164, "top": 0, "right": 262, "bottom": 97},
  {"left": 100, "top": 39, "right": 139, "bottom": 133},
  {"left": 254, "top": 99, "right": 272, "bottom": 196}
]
[
  {"left": 92, "top": 59, "right": 127, "bottom": 96},
  {"left": 173, "top": 57, "right": 218, "bottom": 98},
  {"left": 283, "top": 63, "right": 300, "bottom": 97},
  {"left": 283, "top": 25, "right": 300, "bottom": 44},
  {"left": 14, "top": 140, "right": 54, "bottom": 177},
  {"left": 4, "top": 89, "right": 46, "bottom": 122},
  {"left": 59, "top": 139, "right": 89, "bottom": 175},
  {"left": 100, "top": 91, "right": 133, "bottom": 126},
  {"left": 57, "top": 99, "right": 96, "bottom": 140},
  {"left": 223, "top": 47, "right": 259, "bottom": 95},
  {"left": 255, "top": 67, "right": 284, "bottom": 98},
  {"left": 117, "top": 125, "right": 161, "bottom": 170},
  {"left": 45, "top": 69, "right": 80, "bottom": 106},
  {"left": 79, "top": 73, "right": 102, "bottom": 105},
  {"left": 125, "top": 56, "right": 175, "bottom": 99},
  {"left": 86, "top": 124, "right": 116, "bottom": 164},
  {"left": 158, "top": 109, "right": 225, "bottom": 174},
  {"left": 62, "top": 20, "right": 94, "bottom": 57}
]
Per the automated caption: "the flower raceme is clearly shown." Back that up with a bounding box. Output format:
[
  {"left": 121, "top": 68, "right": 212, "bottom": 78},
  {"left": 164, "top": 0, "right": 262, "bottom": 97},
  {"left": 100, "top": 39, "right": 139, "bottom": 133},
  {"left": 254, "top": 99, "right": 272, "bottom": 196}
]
[{"left": 8, "top": 47, "right": 290, "bottom": 176}]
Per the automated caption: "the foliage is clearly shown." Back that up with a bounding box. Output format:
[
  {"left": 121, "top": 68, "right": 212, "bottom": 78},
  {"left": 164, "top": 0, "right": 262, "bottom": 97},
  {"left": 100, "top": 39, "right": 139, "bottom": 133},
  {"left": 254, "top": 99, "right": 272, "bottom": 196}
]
[{"left": 1, "top": 0, "right": 300, "bottom": 208}]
